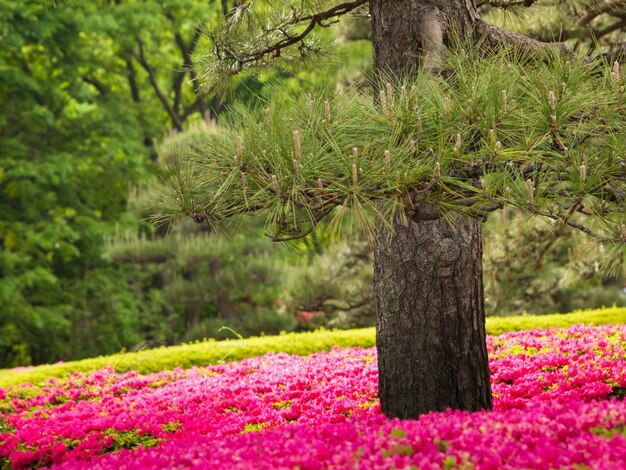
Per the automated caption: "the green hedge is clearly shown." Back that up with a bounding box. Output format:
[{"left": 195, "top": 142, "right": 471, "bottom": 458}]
[
  {"left": 0, "top": 306, "right": 624, "bottom": 388},
  {"left": 485, "top": 306, "right": 626, "bottom": 335}
]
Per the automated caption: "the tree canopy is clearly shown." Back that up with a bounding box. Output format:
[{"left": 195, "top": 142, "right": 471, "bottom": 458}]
[{"left": 161, "top": 48, "right": 626, "bottom": 275}]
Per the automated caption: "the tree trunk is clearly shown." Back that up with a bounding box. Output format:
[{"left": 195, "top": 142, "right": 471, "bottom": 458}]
[
  {"left": 375, "top": 214, "right": 492, "bottom": 418},
  {"left": 370, "top": 0, "right": 479, "bottom": 75},
  {"left": 370, "top": 0, "right": 492, "bottom": 418}
]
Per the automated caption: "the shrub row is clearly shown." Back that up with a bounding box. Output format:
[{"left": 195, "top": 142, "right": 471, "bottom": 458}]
[
  {"left": 484, "top": 306, "right": 626, "bottom": 335},
  {"left": 0, "top": 306, "right": 624, "bottom": 388}
]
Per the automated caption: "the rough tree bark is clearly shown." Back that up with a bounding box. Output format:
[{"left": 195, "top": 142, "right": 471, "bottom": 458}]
[{"left": 370, "top": 0, "right": 493, "bottom": 418}]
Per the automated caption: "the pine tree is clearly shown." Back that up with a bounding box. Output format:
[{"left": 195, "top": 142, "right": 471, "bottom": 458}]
[{"left": 158, "top": 0, "right": 626, "bottom": 418}]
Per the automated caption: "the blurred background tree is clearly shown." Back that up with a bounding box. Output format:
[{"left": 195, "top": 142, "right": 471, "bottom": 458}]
[
  {"left": 0, "top": 0, "right": 624, "bottom": 368},
  {"left": 0, "top": 0, "right": 241, "bottom": 366}
]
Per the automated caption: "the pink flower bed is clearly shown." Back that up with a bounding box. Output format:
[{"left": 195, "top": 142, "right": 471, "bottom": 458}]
[{"left": 1, "top": 324, "right": 625, "bottom": 469}]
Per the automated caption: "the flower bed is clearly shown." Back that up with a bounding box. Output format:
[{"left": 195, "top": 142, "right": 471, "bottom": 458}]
[{"left": 1, "top": 324, "right": 626, "bottom": 468}]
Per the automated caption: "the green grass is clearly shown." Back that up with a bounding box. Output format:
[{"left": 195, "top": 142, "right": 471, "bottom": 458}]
[{"left": 0, "top": 306, "right": 624, "bottom": 388}]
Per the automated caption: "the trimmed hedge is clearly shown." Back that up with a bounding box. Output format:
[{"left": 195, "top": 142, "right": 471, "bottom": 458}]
[
  {"left": 486, "top": 306, "right": 626, "bottom": 335},
  {"left": 0, "top": 306, "right": 624, "bottom": 388}
]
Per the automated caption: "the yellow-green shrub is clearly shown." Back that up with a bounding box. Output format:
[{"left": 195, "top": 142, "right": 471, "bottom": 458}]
[
  {"left": 0, "top": 307, "right": 624, "bottom": 388},
  {"left": 485, "top": 306, "right": 626, "bottom": 336}
]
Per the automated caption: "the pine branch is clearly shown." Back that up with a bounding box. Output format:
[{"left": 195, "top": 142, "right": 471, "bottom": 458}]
[
  {"left": 595, "top": 18, "right": 626, "bottom": 41},
  {"left": 531, "top": 210, "right": 608, "bottom": 241},
  {"left": 160, "top": 50, "right": 626, "bottom": 272},
  {"left": 477, "top": 20, "right": 573, "bottom": 56},
  {"left": 228, "top": 1, "right": 365, "bottom": 62},
  {"left": 268, "top": 207, "right": 334, "bottom": 241},
  {"left": 198, "top": 0, "right": 367, "bottom": 91},
  {"left": 579, "top": 0, "right": 626, "bottom": 26}
]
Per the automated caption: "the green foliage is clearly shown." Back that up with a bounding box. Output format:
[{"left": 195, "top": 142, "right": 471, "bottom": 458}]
[
  {"left": 590, "top": 424, "right": 626, "bottom": 439},
  {"left": 482, "top": 0, "right": 626, "bottom": 57},
  {"left": 0, "top": 0, "right": 295, "bottom": 367},
  {"left": 242, "top": 421, "right": 270, "bottom": 433},
  {"left": 282, "top": 239, "right": 374, "bottom": 329},
  {"left": 103, "top": 429, "right": 161, "bottom": 452},
  {"left": 0, "top": 0, "right": 156, "bottom": 366},
  {"left": 280, "top": 213, "right": 625, "bottom": 326},
  {"left": 162, "top": 421, "right": 183, "bottom": 433},
  {"left": 183, "top": 309, "right": 298, "bottom": 343},
  {"left": 161, "top": 49, "right": 625, "bottom": 276},
  {"left": 106, "top": 227, "right": 290, "bottom": 344},
  {"left": 195, "top": 0, "right": 365, "bottom": 92},
  {"left": 2, "top": 0, "right": 624, "bottom": 370},
  {"left": 484, "top": 208, "right": 626, "bottom": 316},
  {"left": 1, "top": 306, "right": 624, "bottom": 388}
]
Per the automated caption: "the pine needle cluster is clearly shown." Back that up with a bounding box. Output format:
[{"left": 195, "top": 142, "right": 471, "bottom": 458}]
[
  {"left": 156, "top": 48, "right": 626, "bottom": 275},
  {"left": 194, "top": 0, "right": 367, "bottom": 92}
]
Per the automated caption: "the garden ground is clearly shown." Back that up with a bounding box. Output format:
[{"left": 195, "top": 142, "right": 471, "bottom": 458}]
[{"left": 1, "top": 307, "right": 626, "bottom": 468}]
